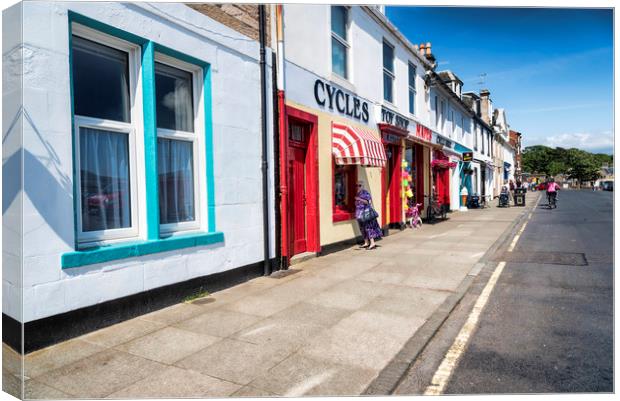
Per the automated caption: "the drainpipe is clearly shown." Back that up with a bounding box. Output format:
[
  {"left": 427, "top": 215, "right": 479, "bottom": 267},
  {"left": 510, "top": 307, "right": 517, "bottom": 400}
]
[
  {"left": 258, "top": 5, "right": 271, "bottom": 276},
  {"left": 275, "top": 4, "right": 289, "bottom": 269}
]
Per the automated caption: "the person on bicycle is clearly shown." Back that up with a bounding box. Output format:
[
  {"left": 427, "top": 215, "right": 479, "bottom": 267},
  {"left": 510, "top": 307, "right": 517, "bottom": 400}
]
[{"left": 546, "top": 178, "right": 560, "bottom": 206}]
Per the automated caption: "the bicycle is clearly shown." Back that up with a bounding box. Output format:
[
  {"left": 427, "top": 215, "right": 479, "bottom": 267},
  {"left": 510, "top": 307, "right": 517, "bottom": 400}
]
[
  {"left": 425, "top": 194, "right": 447, "bottom": 223},
  {"left": 547, "top": 192, "right": 557, "bottom": 209},
  {"left": 406, "top": 202, "right": 423, "bottom": 229}
]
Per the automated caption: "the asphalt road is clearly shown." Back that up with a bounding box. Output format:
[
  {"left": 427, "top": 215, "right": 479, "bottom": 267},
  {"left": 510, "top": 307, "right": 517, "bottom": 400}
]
[{"left": 395, "top": 189, "right": 613, "bottom": 394}]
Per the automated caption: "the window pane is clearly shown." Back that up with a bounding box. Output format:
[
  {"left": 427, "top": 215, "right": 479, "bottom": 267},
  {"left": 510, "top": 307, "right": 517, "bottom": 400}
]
[
  {"left": 409, "top": 90, "right": 415, "bottom": 114},
  {"left": 158, "top": 138, "right": 195, "bottom": 225},
  {"left": 331, "top": 6, "right": 347, "bottom": 40},
  {"left": 408, "top": 63, "right": 416, "bottom": 88},
  {"left": 383, "top": 41, "right": 394, "bottom": 72},
  {"left": 331, "top": 38, "right": 347, "bottom": 78},
  {"left": 72, "top": 36, "right": 130, "bottom": 122},
  {"left": 383, "top": 72, "right": 393, "bottom": 102},
  {"left": 79, "top": 127, "right": 131, "bottom": 232},
  {"left": 155, "top": 62, "right": 194, "bottom": 132},
  {"left": 334, "top": 164, "right": 354, "bottom": 212}
]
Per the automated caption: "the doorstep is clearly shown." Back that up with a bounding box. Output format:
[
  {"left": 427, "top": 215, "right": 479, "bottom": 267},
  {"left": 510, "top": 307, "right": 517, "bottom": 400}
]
[{"left": 289, "top": 251, "right": 317, "bottom": 266}]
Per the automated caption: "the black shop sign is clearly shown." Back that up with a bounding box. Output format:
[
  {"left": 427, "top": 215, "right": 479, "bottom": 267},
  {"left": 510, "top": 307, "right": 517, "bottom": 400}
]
[
  {"left": 436, "top": 135, "right": 453, "bottom": 148},
  {"left": 314, "top": 79, "right": 369, "bottom": 123},
  {"left": 380, "top": 107, "right": 409, "bottom": 131}
]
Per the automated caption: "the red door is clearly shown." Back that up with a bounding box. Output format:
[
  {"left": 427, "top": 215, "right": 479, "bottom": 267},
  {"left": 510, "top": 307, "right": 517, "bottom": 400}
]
[
  {"left": 385, "top": 144, "right": 402, "bottom": 225},
  {"left": 288, "top": 121, "right": 308, "bottom": 255}
]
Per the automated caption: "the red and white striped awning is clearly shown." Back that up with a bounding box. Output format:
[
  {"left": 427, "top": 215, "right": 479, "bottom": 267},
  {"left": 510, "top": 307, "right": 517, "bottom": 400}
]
[{"left": 332, "top": 123, "right": 387, "bottom": 167}]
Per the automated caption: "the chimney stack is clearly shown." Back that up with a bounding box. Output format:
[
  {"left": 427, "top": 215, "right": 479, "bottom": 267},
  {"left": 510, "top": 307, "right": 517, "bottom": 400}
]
[
  {"left": 424, "top": 41, "right": 436, "bottom": 63},
  {"left": 419, "top": 43, "right": 425, "bottom": 56},
  {"left": 479, "top": 89, "right": 491, "bottom": 124}
]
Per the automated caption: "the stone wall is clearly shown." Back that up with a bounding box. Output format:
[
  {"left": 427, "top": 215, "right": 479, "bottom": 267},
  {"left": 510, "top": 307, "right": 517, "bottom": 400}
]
[{"left": 187, "top": 4, "right": 270, "bottom": 44}]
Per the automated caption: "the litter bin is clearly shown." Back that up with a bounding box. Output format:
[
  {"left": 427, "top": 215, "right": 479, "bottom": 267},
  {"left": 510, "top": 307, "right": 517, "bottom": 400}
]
[
  {"left": 467, "top": 195, "right": 480, "bottom": 209},
  {"left": 514, "top": 192, "right": 526, "bottom": 206}
]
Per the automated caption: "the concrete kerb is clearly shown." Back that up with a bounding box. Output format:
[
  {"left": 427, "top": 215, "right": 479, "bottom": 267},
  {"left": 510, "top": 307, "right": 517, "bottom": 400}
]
[{"left": 363, "top": 193, "right": 542, "bottom": 395}]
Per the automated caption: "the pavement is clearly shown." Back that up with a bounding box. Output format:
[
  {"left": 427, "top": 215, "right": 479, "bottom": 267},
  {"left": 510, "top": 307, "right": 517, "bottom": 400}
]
[
  {"left": 394, "top": 189, "right": 613, "bottom": 394},
  {"left": 4, "top": 192, "right": 537, "bottom": 399}
]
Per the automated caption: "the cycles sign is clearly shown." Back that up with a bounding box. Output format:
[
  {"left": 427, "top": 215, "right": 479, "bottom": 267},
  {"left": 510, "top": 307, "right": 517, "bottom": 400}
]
[{"left": 313, "top": 79, "right": 370, "bottom": 123}]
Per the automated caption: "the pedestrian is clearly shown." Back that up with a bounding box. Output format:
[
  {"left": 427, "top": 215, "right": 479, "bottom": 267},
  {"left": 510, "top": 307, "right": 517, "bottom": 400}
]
[{"left": 355, "top": 181, "right": 381, "bottom": 250}]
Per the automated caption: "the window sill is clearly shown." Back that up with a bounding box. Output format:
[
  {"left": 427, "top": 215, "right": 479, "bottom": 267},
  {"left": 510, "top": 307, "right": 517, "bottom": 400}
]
[
  {"left": 333, "top": 211, "right": 355, "bottom": 223},
  {"left": 62, "top": 231, "right": 224, "bottom": 269}
]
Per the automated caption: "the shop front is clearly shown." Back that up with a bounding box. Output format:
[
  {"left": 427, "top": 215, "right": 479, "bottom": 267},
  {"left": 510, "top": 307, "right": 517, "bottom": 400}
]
[
  {"left": 280, "top": 71, "right": 387, "bottom": 262},
  {"left": 378, "top": 106, "right": 409, "bottom": 230},
  {"left": 403, "top": 123, "right": 433, "bottom": 221},
  {"left": 431, "top": 150, "right": 457, "bottom": 213}
]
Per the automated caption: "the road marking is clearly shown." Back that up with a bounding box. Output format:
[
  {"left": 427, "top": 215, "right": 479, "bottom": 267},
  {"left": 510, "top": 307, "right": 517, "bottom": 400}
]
[{"left": 424, "top": 261, "right": 507, "bottom": 396}]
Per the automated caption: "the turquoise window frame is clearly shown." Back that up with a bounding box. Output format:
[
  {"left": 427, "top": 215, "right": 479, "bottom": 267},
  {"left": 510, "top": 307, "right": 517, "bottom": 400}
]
[{"left": 64, "top": 11, "right": 222, "bottom": 269}]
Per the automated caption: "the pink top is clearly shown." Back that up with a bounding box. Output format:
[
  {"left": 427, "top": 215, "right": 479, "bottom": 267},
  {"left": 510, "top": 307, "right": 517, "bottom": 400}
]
[{"left": 546, "top": 182, "right": 560, "bottom": 192}]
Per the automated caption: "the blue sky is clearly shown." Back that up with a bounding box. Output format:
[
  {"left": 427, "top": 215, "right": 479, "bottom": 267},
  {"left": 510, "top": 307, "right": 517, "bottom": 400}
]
[{"left": 386, "top": 7, "right": 614, "bottom": 154}]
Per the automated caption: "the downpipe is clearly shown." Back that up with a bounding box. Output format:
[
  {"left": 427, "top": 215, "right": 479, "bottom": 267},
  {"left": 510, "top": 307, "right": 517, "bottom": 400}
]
[{"left": 258, "top": 5, "right": 271, "bottom": 276}]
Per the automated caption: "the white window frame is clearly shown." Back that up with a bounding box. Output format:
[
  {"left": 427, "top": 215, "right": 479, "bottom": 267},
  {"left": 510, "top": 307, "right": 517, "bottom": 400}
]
[
  {"left": 154, "top": 53, "right": 205, "bottom": 237},
  {"left": 72, "top": 23, "right": 144, "bottom": 247},
  {"left": 382, "top": 39, "right": 395, "bottom": 104},
  {"left": 330, "top": 6, "right": 350, "bottom": 80},
  {"left": 408, "top": 62, "right": 416, "bottom": 115}
]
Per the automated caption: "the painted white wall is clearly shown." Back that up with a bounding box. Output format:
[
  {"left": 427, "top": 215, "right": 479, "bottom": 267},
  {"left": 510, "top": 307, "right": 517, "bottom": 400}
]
[
  {"left": 7, "top": 1, "right": 276, "bottom": 322},
  {"left": 3, "top": 2, "right": 25, "bottom": 324},
  {"left": 283, "top": 5, "right": 432, "bottom": 130}
]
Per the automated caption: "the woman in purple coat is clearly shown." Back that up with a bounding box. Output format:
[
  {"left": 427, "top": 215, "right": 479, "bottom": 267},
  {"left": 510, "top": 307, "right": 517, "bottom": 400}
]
[{"left": 355, "top": 181, "right": 382, "bottom": 250}]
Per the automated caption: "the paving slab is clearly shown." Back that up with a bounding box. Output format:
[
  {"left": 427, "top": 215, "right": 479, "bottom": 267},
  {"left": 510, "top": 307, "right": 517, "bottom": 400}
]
[
  {"left": 106, "top": 365, "right": 240, "bottom": 398},
  {"left": 231, "top": 384, "right": 279, "bottom": 397},
  {"left": 79, "top": 318, "right": 165, "bottom": 348},
  {"left": 174, "top": 309, "right": 262, "bottom": 338},
  {"left": 249, "top": 353, "right": 378, "bottom": 396},
  {"left": 269, "top": 300, "right": 352, "bottom": 328},
  {"left": 232, "top": 316, "right": 327, "bottom": 349},
  {"left": 175, "top": 338, "right": 292, "bottom": 385},
  {"left": 35, "top": 348, "right": 165, "bottom": 398},
  {"left": 305, "top": 279, "right": 387, "bottom": 310},
  {"left": 115, "top": 326, "right": 221, "bottom": 364},
  {"left": 24, "top": 339, "right": 106, "bottom": 379},
  {"left": 24, "top": 379, "right": 72, "bottom": 399},
  {"left": 138, "top": 302, "right": 209, "bottom": 325},
  {"left": 296, "top": 325, "right": 404, "bottom": 371}
]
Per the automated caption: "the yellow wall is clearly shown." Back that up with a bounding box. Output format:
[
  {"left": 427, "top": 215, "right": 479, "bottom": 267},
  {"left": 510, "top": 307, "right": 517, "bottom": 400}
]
[{"left": 285, "top": 100, "right": 383, "bottom": 246}]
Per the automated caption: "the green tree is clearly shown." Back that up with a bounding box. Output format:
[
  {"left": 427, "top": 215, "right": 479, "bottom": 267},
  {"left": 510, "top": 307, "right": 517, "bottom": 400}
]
[
  {"left": 522, "top": 145, "right": 554, "bottom": 174},
  {"left": 565, "top": 149, "right": 601, "bottom": 184}
]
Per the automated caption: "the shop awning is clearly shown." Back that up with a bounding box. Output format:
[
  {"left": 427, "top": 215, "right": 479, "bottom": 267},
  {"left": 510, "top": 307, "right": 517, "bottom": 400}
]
[{"left": 332, "top": 123, "right": 387, "bottom": 167}]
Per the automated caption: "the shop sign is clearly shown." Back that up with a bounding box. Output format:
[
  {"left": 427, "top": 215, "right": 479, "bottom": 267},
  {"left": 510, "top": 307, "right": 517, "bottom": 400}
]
[
  {"left": 382, "top": 132, "right": 401, "bottom": 145},
  {"left": 380, "top": 107, "right": 409, "bottom": 131},
  {"left": 463, "top": 152, "right": 473, "bottom": 162},
  {"left": 313, "top": 79, "right": 370, "bottom": 123},
  {"left": 414, "top": 124, "right": 432, "bottom": 142},
  {"left": 436, "top": 135, "right": 453, "bottom": 148}
]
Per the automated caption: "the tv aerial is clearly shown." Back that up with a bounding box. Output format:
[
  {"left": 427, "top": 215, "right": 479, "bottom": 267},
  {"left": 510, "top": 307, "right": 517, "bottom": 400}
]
[{"left": 477, "top": 73, "right": 487, "bottom": 88}]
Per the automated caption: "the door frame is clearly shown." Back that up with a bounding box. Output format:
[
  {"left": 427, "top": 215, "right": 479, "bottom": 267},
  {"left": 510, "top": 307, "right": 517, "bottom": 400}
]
[{"left": 283, "top": 105, "right": 320, "bottom": 258}]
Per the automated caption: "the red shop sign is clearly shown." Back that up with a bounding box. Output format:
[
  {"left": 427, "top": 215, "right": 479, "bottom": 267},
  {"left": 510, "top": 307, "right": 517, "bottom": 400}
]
[{"left": 415, "top": 124, "right": 432, "bottom": 142}]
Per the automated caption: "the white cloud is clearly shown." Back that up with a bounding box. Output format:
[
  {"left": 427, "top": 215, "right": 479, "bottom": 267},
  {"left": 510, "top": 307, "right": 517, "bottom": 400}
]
[{"left": 543, "top": 131, "right": 613, "bottom": 151}]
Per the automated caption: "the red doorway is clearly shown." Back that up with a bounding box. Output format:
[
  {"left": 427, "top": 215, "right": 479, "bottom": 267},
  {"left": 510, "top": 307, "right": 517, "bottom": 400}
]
[
  {"left": 282, "top": 106, "right": 319, "bottom": 260},
  {"left": 379, "top": 124, "right": 407, "bottom": 228},
  {"left": 432, "top": 151, "right": 452, "bottom": 210}
]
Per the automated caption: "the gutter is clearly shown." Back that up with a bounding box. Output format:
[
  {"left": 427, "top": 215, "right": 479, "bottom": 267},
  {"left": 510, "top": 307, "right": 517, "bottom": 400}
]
[{"left": 258, "top": 5, "right": 271, "bottom": 276}]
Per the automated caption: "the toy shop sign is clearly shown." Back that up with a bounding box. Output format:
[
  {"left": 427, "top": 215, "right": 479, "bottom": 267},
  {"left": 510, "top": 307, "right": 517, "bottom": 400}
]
[
  {"left": 313, "top": 79, "right": 370, "bottom": 122},
  {"left": 380, "top": 107, "right": 409, "bottom": 131}
]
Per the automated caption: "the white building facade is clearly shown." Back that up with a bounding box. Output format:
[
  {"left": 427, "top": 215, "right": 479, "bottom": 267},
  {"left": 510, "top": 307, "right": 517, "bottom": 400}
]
[{"left": 3, "top": 2, "right": 276, "bottom": 330}]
